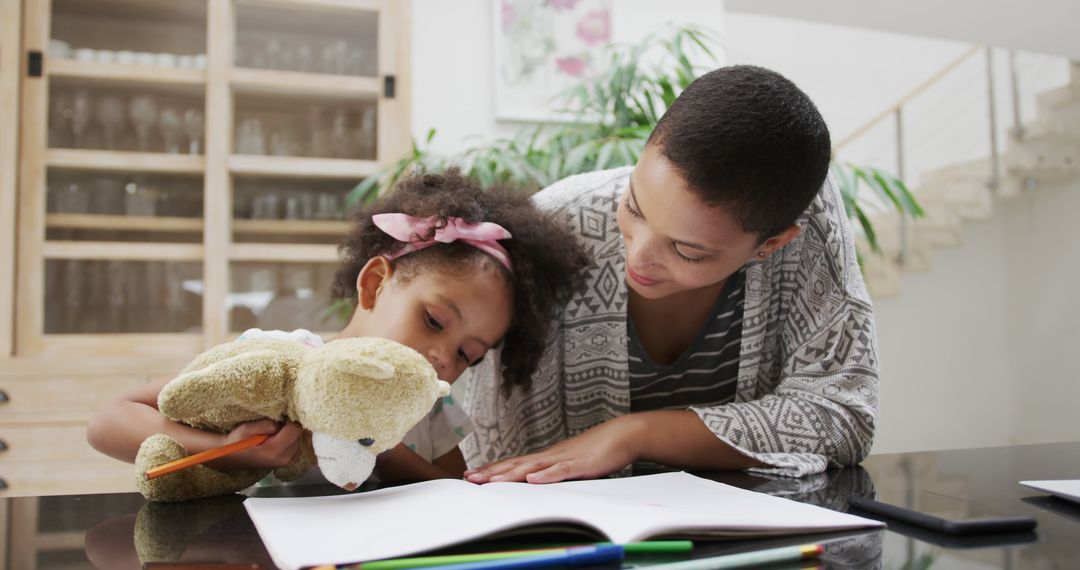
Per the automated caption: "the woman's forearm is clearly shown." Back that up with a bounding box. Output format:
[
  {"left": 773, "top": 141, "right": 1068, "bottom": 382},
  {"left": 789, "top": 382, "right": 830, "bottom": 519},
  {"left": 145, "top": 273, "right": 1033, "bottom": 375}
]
[{"left": 622, "top": 410, "right": 765, "bottom": 471}]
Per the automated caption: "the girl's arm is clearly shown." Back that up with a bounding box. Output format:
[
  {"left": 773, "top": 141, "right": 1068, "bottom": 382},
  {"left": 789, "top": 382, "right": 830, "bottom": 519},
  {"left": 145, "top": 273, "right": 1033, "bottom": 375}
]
[
  {"left": 465, "top": 410, "right": 763, "bottom": 484},
  {"left": 86, "top": 376, "right": 302, "bottom": 470},
  {"left": 375, "top": 444, "right": 465, "bottom": 482}
]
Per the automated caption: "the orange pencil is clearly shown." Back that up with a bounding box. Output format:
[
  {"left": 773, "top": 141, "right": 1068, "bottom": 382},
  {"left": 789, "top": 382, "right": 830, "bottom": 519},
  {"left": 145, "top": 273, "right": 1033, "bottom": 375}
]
[{"left": 144, "top": 434, "right": 270, "bottom": 480}]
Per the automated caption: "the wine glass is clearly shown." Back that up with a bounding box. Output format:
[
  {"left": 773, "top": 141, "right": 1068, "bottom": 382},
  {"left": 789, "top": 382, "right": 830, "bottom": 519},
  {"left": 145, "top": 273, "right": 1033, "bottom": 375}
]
[
  {"left": 49, "top": 92, "right": 74, "bottom": 147},
  {"left": 358, "top": 106, "right": 376, "bottom": 159},
  {"left": 159, "top": 107, "right": 183, "bottom": 154},
  {"left": 71, "top": 90, "right": 92, "bottom": 148},
  {"left": 329, "top": 109, "right": 349, "bottom": 158},
  {"left": 129, "top": 95, "right": 158, "bottom": 151},
  {"left": 296, "top": 40, "right": 314, "bottom": 73},
  {"left": 183, "top": 108, "right": 204, "bottom": 155},
  {"left": 307, "top": 106, "right": 327, "bottom": 157},
  {"left": 97, "top": 95, "right": 126, "bottom": 150},
  {"left": 265, "top": 38, "right": 282, "bottom": 69}
]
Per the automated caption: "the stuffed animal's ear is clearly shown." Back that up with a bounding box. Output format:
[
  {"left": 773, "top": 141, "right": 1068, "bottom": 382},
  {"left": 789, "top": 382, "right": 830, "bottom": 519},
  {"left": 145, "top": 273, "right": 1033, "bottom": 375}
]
[
  {"left": 329, "top": 355, "right": 396, "bottom": 380},
  {"left": 435, "top": 380, "right": 451, "bottom": 397}
]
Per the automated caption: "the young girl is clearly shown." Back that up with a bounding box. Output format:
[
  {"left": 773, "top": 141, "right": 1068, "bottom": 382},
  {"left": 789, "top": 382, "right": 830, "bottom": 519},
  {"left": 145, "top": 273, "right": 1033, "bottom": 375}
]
[{"left": 87, "top": 170, "right": 589, "bottom": 483}]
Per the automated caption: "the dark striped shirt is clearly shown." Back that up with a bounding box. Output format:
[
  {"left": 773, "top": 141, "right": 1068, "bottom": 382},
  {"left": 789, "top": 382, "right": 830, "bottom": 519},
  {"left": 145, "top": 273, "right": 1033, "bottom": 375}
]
[{"left": 628, "top": 269, "right": 745, "bottom": 413}]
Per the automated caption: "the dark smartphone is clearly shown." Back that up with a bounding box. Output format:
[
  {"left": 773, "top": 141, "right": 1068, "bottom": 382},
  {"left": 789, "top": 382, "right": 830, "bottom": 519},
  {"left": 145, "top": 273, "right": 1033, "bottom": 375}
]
[{"left": 849, "top": 492, "right": 1037, "bottom": 536}]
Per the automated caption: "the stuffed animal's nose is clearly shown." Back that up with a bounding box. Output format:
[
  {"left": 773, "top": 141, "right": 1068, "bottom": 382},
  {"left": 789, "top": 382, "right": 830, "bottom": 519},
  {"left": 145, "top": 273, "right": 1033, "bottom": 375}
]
[{"left": 343, "top": 482, "right": 358, "bottom": 491}]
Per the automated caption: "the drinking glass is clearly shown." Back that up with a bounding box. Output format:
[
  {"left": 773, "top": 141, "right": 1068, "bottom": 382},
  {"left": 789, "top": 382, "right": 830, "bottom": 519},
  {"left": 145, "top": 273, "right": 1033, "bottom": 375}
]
[
  {"left": 49, "top": 92, "right": 73, "bottom": 147},
  {"left": 159, "top": 107, "right": 183, "bottom": 154},
  {"left": 71, "top": 90, "right": 92, "bottom": 148},
  {"left": 328, "top": 109, "right": 349, "bottom": 158},
  {"left": 124, "top": 180, "right": 157, "bottom": 216},
  {"left": 57, "top": 181, "right": 89, "bottom": 213},
  {"left": 97, "top": 95, "right": 126, "bottom": 150},
  {"left": 358, "top": 106, "right": 376, "bottom": 159},
  {"left": 183, "top": 108, "right": 204, "bottom": 155},
  {"left": 130, "top": 95, "right": 159, "bottom": 152}
]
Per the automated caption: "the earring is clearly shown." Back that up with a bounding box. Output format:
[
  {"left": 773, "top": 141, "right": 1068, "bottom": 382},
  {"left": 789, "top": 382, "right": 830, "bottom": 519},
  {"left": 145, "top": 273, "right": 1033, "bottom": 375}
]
[{"left": 756, "top": 251, "right": 767, "bottom": 259}]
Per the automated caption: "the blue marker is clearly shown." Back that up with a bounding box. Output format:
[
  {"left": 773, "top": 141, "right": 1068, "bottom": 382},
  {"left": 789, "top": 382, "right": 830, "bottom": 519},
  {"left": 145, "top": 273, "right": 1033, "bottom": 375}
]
[{"left": 412, "top": 544, "right": 625, "bottom": 570}]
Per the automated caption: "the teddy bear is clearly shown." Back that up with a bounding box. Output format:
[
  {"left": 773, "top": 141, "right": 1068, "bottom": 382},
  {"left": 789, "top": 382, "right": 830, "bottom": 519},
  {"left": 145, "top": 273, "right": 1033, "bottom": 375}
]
[{"left": 135, "top": 336, "right": 451, "bottom": 502}]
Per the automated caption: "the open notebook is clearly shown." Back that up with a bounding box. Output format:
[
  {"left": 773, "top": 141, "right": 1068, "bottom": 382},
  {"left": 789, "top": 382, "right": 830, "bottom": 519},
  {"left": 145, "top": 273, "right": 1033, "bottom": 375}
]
[
  {"left": 1020, "top": 480, "right": 1080, "bottom": 505},
  {"left": 244, "top": 472, "right": 883, "bottom": 570}
]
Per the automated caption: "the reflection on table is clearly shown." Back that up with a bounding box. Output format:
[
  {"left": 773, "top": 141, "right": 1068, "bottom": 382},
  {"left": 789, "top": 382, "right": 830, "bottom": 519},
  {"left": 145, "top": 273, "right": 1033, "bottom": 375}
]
[{"left": 4, "top": 442, "right": 1080, "bottom": 569}]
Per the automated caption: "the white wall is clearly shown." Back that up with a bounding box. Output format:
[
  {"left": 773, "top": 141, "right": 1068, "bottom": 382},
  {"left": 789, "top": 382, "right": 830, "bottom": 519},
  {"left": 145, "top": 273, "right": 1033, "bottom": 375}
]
[
  {"left": 725, "top": 12, "right": 1078, "bottom": 454},
  {"left": 1001, "top": 179, "right": 1080, "bottom": 447},
  {"left": 725, "top": 13, "right": 972, "bottom": 148},
  {"left": 871, "top": 216, "right": 1014, "bottom": 453},
  {"left": 871, "top": 177, "right": 1080, "bottom": 454},
  {"left": 410, "top": 0, "right": 726, "bottom": 156},
  {"left": 724, "top": 13, "right": 1070, "bottom": 189}
]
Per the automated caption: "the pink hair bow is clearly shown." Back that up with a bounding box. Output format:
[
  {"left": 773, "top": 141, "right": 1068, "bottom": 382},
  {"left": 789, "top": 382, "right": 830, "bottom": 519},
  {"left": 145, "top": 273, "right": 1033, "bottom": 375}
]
[{"left": 372, "top": 213, "right": 513, "bottom": 271}]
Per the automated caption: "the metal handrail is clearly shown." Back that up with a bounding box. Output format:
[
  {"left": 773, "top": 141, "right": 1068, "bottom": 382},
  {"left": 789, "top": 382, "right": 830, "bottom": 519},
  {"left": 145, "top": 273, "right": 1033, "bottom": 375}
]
[
  {"left": 832, "top": 44, "right": 983, "bottom": 153},
  {"left": 832, "top": 43, "right": 1034, "bottom": 267}
]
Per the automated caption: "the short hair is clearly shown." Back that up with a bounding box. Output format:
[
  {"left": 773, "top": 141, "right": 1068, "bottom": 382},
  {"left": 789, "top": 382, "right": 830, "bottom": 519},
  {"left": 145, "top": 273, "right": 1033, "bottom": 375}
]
[
  {"left": 333, "top": 169, "right": 590, "bottom": 391},
  {"left": 647, "top": 65, "right": 832, "bottom": 239}
]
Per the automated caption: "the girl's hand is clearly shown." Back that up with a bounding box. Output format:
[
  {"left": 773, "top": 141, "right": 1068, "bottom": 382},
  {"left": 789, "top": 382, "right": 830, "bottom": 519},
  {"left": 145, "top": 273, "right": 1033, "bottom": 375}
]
[
  {"left": 464, "top": 416, "right": 642, "bottom": 484},
  {"left": 206, "top": 420, "right": 304, "bottom": 471}
]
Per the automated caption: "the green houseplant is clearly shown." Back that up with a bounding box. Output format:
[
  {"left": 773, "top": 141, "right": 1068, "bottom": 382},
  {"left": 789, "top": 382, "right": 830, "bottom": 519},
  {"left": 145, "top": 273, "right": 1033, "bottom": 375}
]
[
  {"left": 327, "top": 26, "right": 921, "bottom": 324},
  {"left": 348, "top": 25, "right": 922, "bottom": 260}
]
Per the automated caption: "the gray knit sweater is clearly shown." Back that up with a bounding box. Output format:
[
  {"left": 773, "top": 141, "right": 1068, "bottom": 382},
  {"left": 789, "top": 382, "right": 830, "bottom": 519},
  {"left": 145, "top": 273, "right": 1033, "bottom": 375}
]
[{"left": 463, "top": 167, "right": 879, "bottom": 477}]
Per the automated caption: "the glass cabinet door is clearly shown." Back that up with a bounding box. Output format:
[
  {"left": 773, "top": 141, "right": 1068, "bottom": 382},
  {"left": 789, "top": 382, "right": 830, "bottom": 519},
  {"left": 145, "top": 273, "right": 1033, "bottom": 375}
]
[{"left": 15, "top": 0, "right": 410, "bottom": 357}]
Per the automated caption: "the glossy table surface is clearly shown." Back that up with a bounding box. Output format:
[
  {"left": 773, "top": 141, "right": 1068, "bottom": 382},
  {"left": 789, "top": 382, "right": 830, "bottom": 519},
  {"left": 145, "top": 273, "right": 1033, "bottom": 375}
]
[{"left": 4, "top": 441, "right": 1080, "bottom": 569}]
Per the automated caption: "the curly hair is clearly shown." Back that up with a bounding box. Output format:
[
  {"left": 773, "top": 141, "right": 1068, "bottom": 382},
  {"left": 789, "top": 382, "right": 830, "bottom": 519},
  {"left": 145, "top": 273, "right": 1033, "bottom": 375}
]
[{"left": 333, "top": 169, "right": 590, "bottom": 393}]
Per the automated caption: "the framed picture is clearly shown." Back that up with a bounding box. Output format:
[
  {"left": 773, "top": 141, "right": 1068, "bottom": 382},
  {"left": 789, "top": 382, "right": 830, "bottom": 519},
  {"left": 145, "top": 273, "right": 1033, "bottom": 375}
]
[{"left": 493, "top": 0, "right": 613, "bottom": 122}]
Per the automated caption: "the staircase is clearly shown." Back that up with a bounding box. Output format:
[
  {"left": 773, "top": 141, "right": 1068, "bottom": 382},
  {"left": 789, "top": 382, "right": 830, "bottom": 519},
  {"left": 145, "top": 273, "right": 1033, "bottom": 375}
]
[{"left": 858, "top": 59, "right": 1080, "bottom": 298}]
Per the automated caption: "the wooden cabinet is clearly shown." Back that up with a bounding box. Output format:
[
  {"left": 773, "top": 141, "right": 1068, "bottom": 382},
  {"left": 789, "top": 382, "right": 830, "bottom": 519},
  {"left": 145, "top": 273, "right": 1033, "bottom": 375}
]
[{"left": 0, "top": 0, "right": 411, "bottom": 497}]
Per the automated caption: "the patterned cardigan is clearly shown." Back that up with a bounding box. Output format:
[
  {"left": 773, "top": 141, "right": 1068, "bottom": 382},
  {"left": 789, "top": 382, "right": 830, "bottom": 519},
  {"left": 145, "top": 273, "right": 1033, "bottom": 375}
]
[{"left": 462, "top": 167, "right": 879, "bottom": 477}]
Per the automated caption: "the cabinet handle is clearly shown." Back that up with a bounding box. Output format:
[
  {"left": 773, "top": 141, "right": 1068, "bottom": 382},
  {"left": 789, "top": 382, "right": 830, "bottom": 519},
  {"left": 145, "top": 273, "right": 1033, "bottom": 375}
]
[
  {"left": 384, "top": 75, "right": 396, "bottom": 99},
  {"left": 28, "top": 50, "right": 43, "bottom": 77},
  {"left": 0, "top": 388, "right": 8, "bottom": 403},
  {"left": 0, "top": 440, "right": 6, "bottom": 452},
  {"left": 0, "top": 478, "right": 6, "bottom": 491}
]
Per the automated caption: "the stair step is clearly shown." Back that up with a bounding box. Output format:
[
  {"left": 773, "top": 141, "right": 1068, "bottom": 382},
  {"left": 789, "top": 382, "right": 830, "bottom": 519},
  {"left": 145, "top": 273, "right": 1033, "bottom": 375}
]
[
  {"left": 920, "top": 158, "right": 995, "bottom": 187},
  {"left": 1033, "top": 85, "right": 1080, "bottom": 137},
  {"left": 1004, "top": 131, "right": 1080, "bottom": 181}
]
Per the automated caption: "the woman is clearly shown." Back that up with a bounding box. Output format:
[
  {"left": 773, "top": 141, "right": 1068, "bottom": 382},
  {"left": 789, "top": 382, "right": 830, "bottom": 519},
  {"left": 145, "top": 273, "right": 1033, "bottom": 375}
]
[{"left": 463, "top": 65, "right": 878, "bottom": 482}]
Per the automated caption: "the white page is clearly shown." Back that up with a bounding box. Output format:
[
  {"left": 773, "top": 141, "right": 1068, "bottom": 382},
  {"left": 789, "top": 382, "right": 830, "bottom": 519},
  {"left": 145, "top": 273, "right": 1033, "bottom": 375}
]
[
  {"left": 244, "top": 472, "right": 883, "bottom": 570},
  {"left": 480, "top": 473, "right": 882, "bottom": 542},
  {"left": 1020, "top": 480, "right": 1080, "bottom": 504}
]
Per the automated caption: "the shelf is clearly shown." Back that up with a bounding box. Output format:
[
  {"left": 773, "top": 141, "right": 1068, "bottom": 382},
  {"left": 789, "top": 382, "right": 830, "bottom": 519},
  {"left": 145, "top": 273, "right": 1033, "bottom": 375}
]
[
  {"left": 48, "top": 58, "right": 205, "bottom": 90},
  {"left": 237, "top": 0, "right": 380, "bottom": 14},
  {"left": 46, "top": 214, "right": 349, "bottom": 236},
  {"left": 47, "top": 214, "right": 202, "bottom": 232},
  {"left": 47, "top": 149, "right": 205, "bottom": 174},
  {"left": 229, "top": 243, "right": 338, "bottom": 262},
  {"left": 229, "top": 154, "right": 376, "bottom": 179},
  {"left": 234, "top": 219, "right": 350, "bottom": 235},
  {"left": 231, "top": 67, "right": 379, "bottom": 99},
  {"left": 43, "top": 241, "right": 203, "bottom": 261}
]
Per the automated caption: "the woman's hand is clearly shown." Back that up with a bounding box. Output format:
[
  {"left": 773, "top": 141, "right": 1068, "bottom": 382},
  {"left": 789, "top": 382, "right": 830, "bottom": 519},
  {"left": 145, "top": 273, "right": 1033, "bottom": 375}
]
[
  {"left": 465, "top": 416, "right": 643, "bottom": 484},
  {"left": 464, "top": 411, "right": 765, "bottom": 484},
  {"left": 206, "top": 420, "right": 304, "bottom": 471}
]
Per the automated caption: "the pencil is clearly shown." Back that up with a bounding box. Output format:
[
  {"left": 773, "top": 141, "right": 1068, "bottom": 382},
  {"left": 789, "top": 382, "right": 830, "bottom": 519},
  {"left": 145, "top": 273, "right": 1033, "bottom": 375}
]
[
  {"left": 144, "top": 434, "right": 270, "bottom": 480},
  {"left": 634, "top": 544, "right": 823, "bottom": 570}
]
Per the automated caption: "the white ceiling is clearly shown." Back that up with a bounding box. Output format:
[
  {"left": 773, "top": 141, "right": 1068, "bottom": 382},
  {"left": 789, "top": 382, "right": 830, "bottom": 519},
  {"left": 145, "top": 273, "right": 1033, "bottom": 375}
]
[{"left": 725, "top": 0, "right": 1080, "bottom": 60}]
